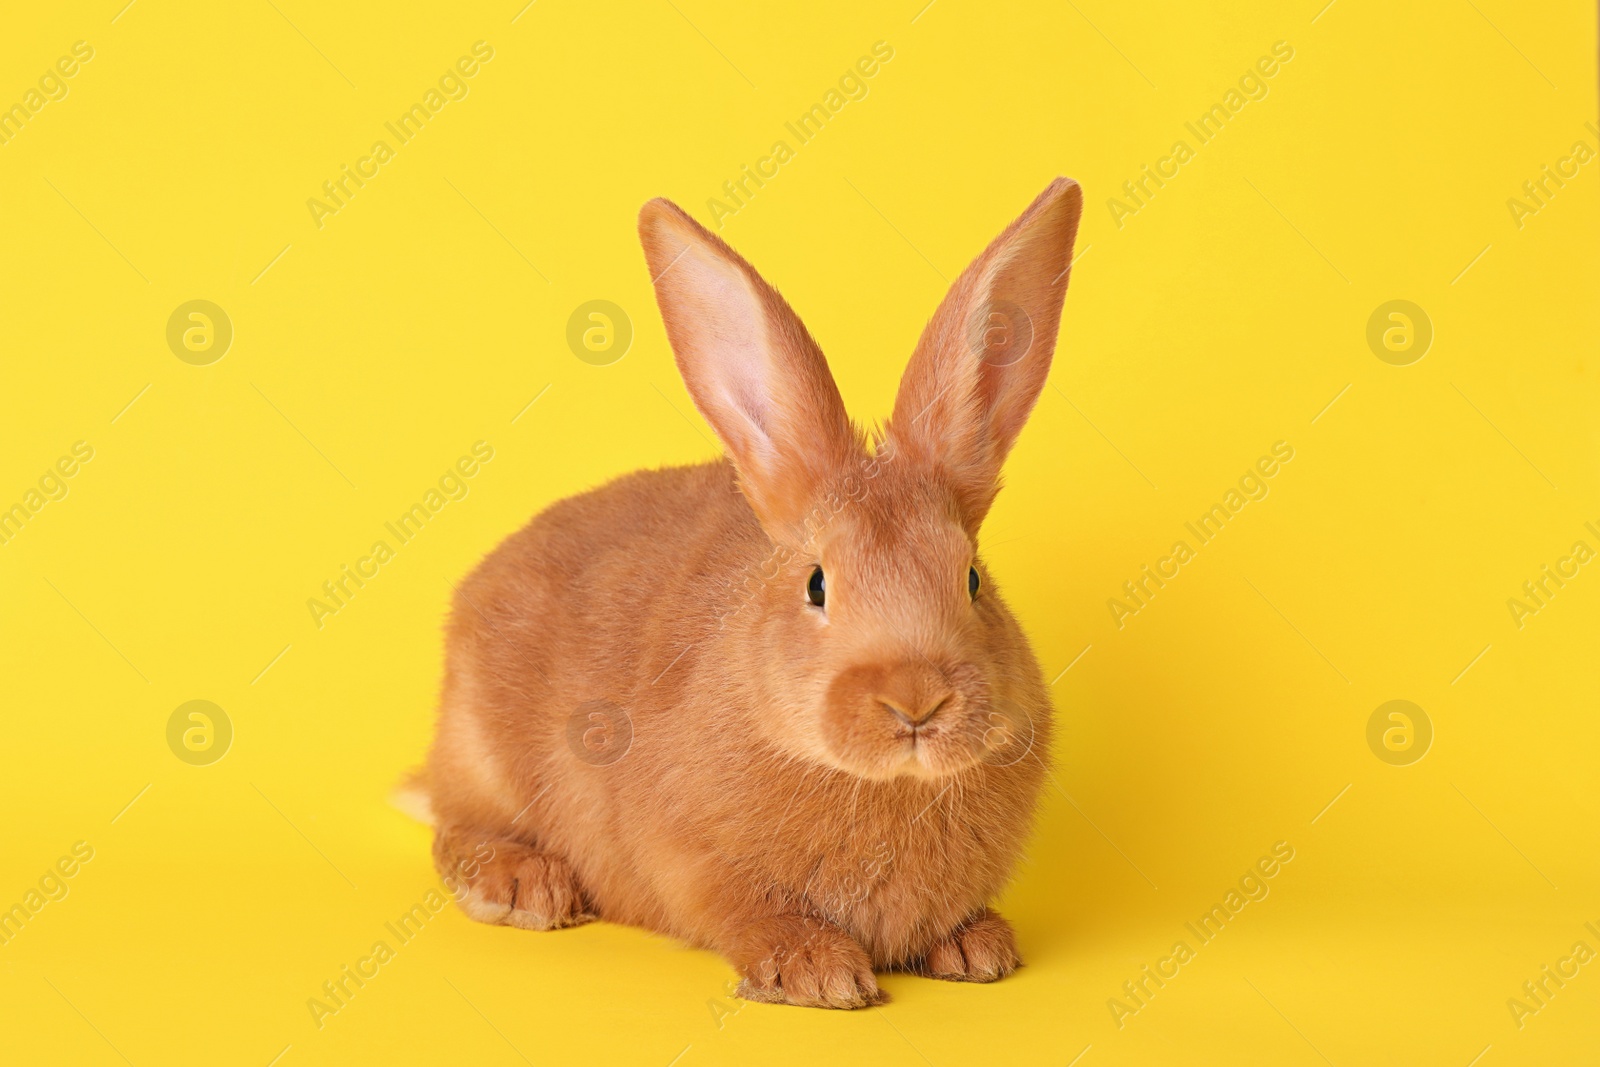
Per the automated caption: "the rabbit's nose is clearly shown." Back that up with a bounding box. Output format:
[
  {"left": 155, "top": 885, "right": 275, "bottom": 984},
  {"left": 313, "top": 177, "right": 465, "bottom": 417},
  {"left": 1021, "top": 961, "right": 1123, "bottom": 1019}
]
[{"left": 880, "top": 693, "right": 949, "bottom": 727}]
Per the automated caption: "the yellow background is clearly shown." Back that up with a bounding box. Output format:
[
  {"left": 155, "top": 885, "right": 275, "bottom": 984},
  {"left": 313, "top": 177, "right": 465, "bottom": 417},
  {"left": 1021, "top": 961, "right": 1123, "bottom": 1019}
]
[{"left": 2, "top": 1, "right": 1597, "bottom": 1063}]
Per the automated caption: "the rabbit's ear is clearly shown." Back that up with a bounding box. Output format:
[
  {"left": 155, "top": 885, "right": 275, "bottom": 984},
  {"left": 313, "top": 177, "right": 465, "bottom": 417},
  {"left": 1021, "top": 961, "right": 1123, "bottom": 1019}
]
[
  {"left": 886, "top": 178, "right": 1082, "bottom": 531},
  {"left": 640, "top": 199, "right": 861, "bottom": 541}
]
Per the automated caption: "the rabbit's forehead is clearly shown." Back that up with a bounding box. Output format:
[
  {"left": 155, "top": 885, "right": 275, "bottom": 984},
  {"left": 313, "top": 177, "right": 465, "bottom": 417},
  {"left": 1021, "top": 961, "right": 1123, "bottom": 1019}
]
[{"left": 824, "top": 505, "right": 971, "bottom": 591}]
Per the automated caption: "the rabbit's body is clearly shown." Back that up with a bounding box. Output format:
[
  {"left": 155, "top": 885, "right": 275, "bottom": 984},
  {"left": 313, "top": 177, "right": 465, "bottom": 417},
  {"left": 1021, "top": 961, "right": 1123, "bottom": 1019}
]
[
  {"left": 423, "top": 178, "right": 1082, "bottom": 1007},
  {"left": 429, "top": 458, "right": 1049, "bottom": 968}
]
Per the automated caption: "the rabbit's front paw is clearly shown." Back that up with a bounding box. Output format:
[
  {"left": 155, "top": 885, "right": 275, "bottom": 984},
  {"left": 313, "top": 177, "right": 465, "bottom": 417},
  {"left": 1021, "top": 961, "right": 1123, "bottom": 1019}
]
[
  {"left": 730, "top": 916, "right": 885, "bottom": 1009},
  {"left": 919, "top": 908, "right": 1020, "bottom": 982},
  {"left": 452, "top": 839, "right": 594, "bottom": 931}
]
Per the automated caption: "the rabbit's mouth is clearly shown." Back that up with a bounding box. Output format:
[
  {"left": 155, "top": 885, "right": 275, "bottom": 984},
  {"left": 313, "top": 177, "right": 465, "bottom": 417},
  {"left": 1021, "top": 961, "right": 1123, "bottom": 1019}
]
[
  {"left": 896, "top": 726, "right": 982, "bottom": 780},
  {"left": 887, "top": 721, "right": 947, "bottom": 778},
  {"left": 899, "top": 707, "right": 1033, "bottom": 779},
  {"left": 829, "top": 718, "right": 1001, "bottom": 781}
]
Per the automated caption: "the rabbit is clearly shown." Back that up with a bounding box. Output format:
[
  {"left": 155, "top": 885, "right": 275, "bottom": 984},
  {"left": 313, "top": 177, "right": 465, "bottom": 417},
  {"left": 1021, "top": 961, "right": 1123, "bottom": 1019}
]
[{"left": 416, "top": 177, "right": 1083, "bottom": 1009}]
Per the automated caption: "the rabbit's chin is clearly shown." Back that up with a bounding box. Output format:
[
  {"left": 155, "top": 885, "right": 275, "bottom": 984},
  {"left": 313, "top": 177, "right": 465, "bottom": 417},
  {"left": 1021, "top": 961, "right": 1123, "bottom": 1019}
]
[{"left": 812, "top": 726, "right": 1014, "bottom": 783}]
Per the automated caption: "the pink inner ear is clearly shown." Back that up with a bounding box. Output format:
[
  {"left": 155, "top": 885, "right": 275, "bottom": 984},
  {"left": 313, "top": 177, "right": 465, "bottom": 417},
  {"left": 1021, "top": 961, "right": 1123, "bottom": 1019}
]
[
  {"left": 882, "top": 178, "right": 1082, "bottom": 529},
  {"left": 977, "top": 243, "right": 1056, "bottom": 434},
  {"left": 671, "top": 240, "right": 781, "bottom": 470},
  {"left": 640, "top": 196, "right": 863, "bottom": 540}
]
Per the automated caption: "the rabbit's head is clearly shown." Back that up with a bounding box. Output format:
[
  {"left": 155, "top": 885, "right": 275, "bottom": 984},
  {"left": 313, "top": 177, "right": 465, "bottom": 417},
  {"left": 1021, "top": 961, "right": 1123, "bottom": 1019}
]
[{"left": 640, "top": 179, "right": 1082, "bottom": 781}]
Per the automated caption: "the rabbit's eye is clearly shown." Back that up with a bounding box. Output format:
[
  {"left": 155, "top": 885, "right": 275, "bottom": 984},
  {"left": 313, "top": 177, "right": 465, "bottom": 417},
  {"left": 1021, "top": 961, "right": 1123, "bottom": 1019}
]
[
  {"left": 807, "top": 567, "right": 826, "bottom": 608},
  {"left": 968, "top": 566, "right": 980, "bottom": 599}
]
